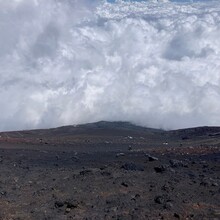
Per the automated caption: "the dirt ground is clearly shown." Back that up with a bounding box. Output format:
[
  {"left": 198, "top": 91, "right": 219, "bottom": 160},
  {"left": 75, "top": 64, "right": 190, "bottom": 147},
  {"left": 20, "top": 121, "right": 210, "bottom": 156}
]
[{"left": 0, "top": 122, "right": 219, "bottom": 220}]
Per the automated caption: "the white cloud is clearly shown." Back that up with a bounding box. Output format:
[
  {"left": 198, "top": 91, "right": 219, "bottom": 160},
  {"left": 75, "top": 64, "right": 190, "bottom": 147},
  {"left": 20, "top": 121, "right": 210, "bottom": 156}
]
[{"left": 0, "top": 0, "right": 220, "bottom": 131}]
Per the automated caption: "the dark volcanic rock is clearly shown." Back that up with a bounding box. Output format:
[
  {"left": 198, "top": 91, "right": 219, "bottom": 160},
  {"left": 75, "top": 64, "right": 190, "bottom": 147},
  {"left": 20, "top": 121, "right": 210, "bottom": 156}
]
[
  {"left": 154, "top": 195, "right": 170, "bottom": 205},
  {"left": 65, "top": 199, "right": 79, "bottom": 209},
  {"left": 121, "top": 182, "right": 128, "bottom": 187},
  {"left": 154, "top": 165, "right": 170, "bottom": 173},
  {"left": 128, "top": 146, "right": 132, "bottom": 151},
  {"left": 55, "top": 201, "right": 64, "bottom": 208},
  {"left": 145, "top": 154, "right": 158, "bottom": 161},
  {"left": 121, "top": 162, "right": 144, "bottom": 171},
  {"left": 116, "top": 153, "right": 125, "bottom": 157},
  {"left": 55, "top": 200, "right": 78, "bottom": 210},
  {"left": 0, "top": 191, "right": 7, "bottom": 196},
  {"left": 182, "top": 136, "right": 189, "bottom": 140},
  {"left": 164, "top": 202, "right": 173, "bottom": 210},
  {"left": 161, "top": 183, "right": 174, "bottom": 192},
  {"left": 100, "top": 171, "right": 111, "bottom": 176},
  {"left": 154, "top": 196, "right": 165, "bottom": 204},
  {"left": 79, "top": 169, "right": 93, "bottom": 176},
  {"left": 200, "top": 180, "right": 211, "bottom": 187},
  {"left": 200, "top": 178, "right": 219, "bottom": 187},
  {"left": 174, "top": 213, "right": 180, "bottom": 219},
  {"left": 169, "top": 159, "right": 188, "bottom": 168}
]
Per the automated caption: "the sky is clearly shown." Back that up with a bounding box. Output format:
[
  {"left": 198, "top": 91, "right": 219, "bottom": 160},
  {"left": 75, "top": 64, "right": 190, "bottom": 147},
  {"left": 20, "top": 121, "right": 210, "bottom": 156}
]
[
  {"left": 107, "top": 0, "right": 209, "bottom": 2},
  {"left": 0, "top": 0, "right": 220, "bottom": 131}
]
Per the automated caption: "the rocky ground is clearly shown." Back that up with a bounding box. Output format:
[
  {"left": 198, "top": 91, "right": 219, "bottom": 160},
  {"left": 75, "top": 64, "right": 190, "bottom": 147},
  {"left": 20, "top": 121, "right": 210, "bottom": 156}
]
[{"left": 0, "top": 121, "right": 219, "bottom": 220}]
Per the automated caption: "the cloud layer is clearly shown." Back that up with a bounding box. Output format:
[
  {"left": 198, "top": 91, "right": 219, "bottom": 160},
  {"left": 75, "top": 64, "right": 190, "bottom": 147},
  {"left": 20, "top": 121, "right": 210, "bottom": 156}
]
[{"left": 0, "top": 0, "right": 220, "bottom": 131}]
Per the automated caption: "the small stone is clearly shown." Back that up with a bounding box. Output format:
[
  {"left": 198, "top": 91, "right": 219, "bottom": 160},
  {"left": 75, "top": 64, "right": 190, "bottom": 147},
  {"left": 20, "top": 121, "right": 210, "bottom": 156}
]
[
  {"left": 121, "top": 163, "right": 144, "bottom": 171},
  {"left": 0, "top": 191, "right": 6, "bottom": 196},
  {"left": 174, "top": 213, "right": 180, "bottom": 218},
  {"left": 145, "top": 154, "right": 158, "bottom": 161},
  {"left": 154, "top": 196, "right": 165, "bottom": 204},
  {"left": 116, "top": 153, "right": 125, "bottom": 157},
  {"left": 65, "top": 208, "right": 71, "bottom": 213},
  {"left": 101, "top": 171, "right": 111, "bottom": 176},
  {"left": 65, "top": 200, "right": 79, "bottom": 209},
  {"left": 154, "top": 165, "right": 168, "bottom": 173},
  {"left": 149, "top": 156, "right": 158, "bottom": 161},
  {"left": 72, "top": 156, "right": 79, "bottom": 161},
  {"left": 200, "top": 180, "right": 211, "bottom": 187},
  {"left": 55, "top": 201, "right": 64, "bottom": 208},
  {"left": 135, "top": 194, "right": 140, "bottom": 198},
  {"left": 79, "top": 170, "right": 92, "bottom": 176},
  {"left": 128, "top": 146, "right": 132, "bottom": 151},
  {"left": 212, "top": 182, "right": 219, "bottom": 187},
  {"left": 100, "top": 165, "right": 107, "bottom": 170},
  {"left": 169, "top": 159, "right": 187, "bottom": 168},
  {"left": 121, "top": 182, "right": 128, "bottom": 187},
  {"left": 164, "top": 202, "right": 173, "bottom": 210}
]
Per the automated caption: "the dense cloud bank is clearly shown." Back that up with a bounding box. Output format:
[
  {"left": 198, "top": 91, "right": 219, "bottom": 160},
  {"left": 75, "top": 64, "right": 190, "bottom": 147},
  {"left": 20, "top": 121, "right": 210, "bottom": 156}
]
[{"left": 0, "top": 0, "right": 220, "bottom": 131}]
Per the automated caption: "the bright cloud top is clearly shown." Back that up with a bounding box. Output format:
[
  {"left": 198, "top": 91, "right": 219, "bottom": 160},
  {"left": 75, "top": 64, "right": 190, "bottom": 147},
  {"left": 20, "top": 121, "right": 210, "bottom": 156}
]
[{"left": 0, "top": 0, "right": 220, "bottom": 131}]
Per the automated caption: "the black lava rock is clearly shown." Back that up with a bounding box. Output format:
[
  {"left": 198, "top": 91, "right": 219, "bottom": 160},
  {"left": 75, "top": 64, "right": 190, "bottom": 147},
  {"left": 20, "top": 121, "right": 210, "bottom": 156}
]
[
  {"left": 154, "top": 165, "right": 169, "bottom": 173},
  {"left": 121, "top": 182, "right": 128, "bottom": 187},
  {"left": 65, "top": 200, "right": 78, "bottom": 209},
  {"left": 169, "top": 159, "right": 187, "bottom": 168},
  {"left": 79, "top": 170, "right": 92, "bottom": 176},
  {"left": 121, "top": 163, "right": 144, "bottom": 171},
  {"left": 164, "top": 202, "right": 173, "bottom": 210},
  {"left": 145, "top": 154, "right": 159, "bottom": 161},
  {"left": 55, "top": 201, "right": 64, "bottom": 208},
  {"left": 101, "top": 171, "right": 111, "bottom": 176},
  {"left": 174, "top": 213, "right": 180, "bottom": 218},
  {"left": 154, "top": 196, "right": 165, "bottom": 204}
]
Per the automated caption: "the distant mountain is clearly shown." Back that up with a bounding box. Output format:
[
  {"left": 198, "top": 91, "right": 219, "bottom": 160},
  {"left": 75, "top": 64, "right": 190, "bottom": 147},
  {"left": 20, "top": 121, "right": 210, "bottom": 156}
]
[{"left": 0, "top": 121, "right": 220, "bottom": 149}]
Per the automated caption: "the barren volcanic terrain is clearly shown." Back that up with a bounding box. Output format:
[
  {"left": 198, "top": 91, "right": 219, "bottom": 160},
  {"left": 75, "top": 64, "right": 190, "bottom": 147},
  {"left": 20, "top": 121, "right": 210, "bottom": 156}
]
[{"left": 0, "top": 121, "right": 219, "bottom": 219}]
